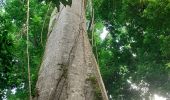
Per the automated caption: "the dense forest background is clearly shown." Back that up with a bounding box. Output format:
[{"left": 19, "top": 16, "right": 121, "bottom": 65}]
[{"left": 0, "top": 0, "right": 170, "bottom": 99}]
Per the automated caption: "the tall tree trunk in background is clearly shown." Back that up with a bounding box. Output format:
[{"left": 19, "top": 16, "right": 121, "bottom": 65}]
[{"left": 34, "top": 0, "right": 108, "bottom": 100}]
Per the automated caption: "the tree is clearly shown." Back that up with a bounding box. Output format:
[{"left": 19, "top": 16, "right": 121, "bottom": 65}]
[
  {"left": 2, "top": 0, "right": 170, "bottom": 99},
  {"left": 34, "top": 0, "right": 108, "bottom": 99}
]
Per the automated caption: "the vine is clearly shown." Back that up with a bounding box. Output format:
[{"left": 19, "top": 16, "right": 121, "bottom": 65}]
[{"left": 26, "top": 0, "right": 32, "bottom": 99}]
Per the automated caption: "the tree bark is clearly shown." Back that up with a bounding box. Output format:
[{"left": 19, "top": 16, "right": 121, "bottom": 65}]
[{"left": 34, "top": 0, "right": 108, "bottom": 100}]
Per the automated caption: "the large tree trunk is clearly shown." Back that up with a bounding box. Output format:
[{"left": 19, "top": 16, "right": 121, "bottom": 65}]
[{"left": 34, "top": 0, "right": 108, "bottom": 100}]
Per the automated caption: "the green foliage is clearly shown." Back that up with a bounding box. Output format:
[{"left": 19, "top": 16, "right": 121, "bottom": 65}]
[
  {"left": 0, "top": 0, "right": 53, "bottom": 99},
  {"left": 0, "top": 12, "right": 14, "bottom": 98},
  {"left": 93, "top": 0, "right": 170, "bottom": 99},
  {"left": 1, "top": 0, "right": 170, "bottom": 99},
  {"left": 39, "top": 0, "right": 72, "bottom": 10}
]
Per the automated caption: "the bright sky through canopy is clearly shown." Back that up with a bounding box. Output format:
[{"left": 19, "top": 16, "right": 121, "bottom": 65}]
[
  {"left": 154, "top": 94, "right": 166, "bottom": 100},
  {"left": 100, "top": 27, "right": 108, "bottom": 40}
]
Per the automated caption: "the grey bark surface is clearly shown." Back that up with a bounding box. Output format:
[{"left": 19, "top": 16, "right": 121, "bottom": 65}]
[{"left": 34, "top": 0, "right": 108, "bottom": 100}]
